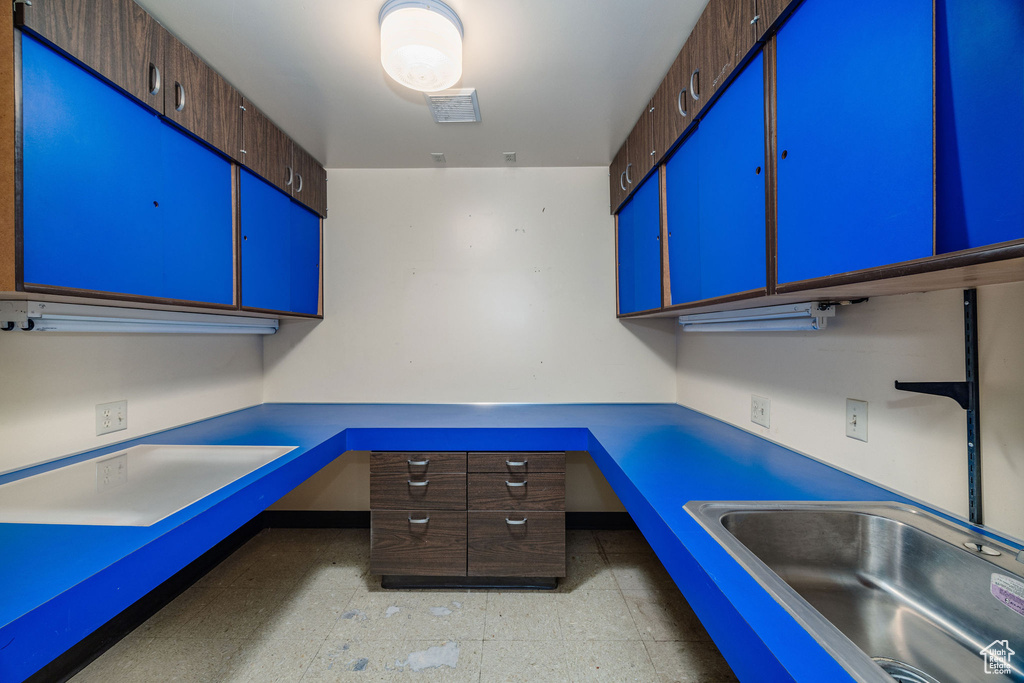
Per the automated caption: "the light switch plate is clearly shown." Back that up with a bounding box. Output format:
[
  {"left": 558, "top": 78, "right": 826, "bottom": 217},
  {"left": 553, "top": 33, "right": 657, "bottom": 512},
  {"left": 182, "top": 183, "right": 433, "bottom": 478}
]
[
  {"left": 846, "top": 399, "right": 868, "bottom": 441},
  {"left": 751, "top": 395, "right": 770, "bottom": 428},
  {"left": 96, "top": 400, "right": 127, "bottom": 436}
]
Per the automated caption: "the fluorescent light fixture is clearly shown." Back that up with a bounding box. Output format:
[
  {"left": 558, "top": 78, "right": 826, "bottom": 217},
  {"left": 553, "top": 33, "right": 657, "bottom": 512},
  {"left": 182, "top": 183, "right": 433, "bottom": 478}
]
[
  {"left": 0, "top": 301, "right": 278, "bottom": 335},
  {"left": 678, "top": 302, "right": 836, "bottom": 333},
  {"left": 379, "top": 0, "right": 463, "bottom": 92}
]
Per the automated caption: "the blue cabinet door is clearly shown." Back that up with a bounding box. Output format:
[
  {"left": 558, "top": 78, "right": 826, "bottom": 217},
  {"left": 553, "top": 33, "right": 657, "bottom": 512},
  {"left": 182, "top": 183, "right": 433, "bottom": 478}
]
[
  {"left": 665, "top": 52, "right": 766, "bottom": 305},
  {"left": 775, "top": 0, "right": 933, "bottom": 284},
  {"left": 240, "top": 168, "right": 321, "bottom": 315},
  {"left": 936, "top": 0, "right": 1024, "bottom": 253},
  {"left": 21, "top": 35, "right": 233, "bottom": 305},
  {"left": 616, "top": 175, "right": 661, "bottom": 314},
  {"left": 696, "top": 51, "right": 766, "bottom": 300},
  {"left": 665, "top": 128, "right": 702, "bottom": 305}
]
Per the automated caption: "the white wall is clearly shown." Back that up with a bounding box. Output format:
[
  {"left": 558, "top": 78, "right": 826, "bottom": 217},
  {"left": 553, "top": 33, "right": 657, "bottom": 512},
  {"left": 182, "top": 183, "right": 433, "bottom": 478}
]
[
  {"left": 263, "top": 167, "right": 677, "bottom": 403},
  {"left": 0, "top": 333, "right": 264, "bottom": 473},
  {"left": 675, "top": 281, "right": 1024, "bottom": 540}
]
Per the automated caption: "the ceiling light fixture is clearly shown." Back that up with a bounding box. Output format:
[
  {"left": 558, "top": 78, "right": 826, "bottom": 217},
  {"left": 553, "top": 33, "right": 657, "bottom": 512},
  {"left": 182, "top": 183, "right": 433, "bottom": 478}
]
[{"left": 379, "top": 0, "right": 464, "bottom": 93}]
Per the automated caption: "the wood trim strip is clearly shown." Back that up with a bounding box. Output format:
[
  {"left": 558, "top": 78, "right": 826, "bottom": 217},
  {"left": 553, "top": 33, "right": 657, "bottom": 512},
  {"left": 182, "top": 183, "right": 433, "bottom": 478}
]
[
  {"left": 613, "top": 213, "right": 621, "bottom": 316},
  {"left": 231, "top": 162, "right": 240, "bottom": 308},
  {"left": 1, "top": 24, "right": 17, "bottom": 292},
  {"left": 240, "top": 305, "right": 324, "bottom": 320},
  {"left": 775, "top": 241, "right": 1024, "bottom": 293},
  {"left": 763, "top": 36, "right": 779, "bottom": 295},
  {"left": 20, "top": 283, "right": 241, "bottom": 311},
  {"left": 659, "top": 165, "right": 671, "bottom": 307}
]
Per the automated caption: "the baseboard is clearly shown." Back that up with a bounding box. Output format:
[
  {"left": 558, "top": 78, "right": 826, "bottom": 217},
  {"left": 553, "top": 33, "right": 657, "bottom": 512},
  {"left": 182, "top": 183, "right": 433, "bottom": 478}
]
[
  {"left": 259, "top": 510, "right": 370, "bottom": 528},
  {"left": 36, "top": 516, "right": 264, "bottom": 683}
]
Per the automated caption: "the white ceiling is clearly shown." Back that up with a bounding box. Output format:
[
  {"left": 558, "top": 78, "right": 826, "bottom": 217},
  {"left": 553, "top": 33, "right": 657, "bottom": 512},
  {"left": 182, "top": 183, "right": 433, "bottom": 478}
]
[{"left": 137, "top": 0, "right": 705, "bottom": 169}]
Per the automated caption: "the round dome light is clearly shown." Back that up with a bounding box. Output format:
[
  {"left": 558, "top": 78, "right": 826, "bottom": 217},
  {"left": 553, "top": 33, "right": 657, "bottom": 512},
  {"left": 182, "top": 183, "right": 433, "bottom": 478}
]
[{"left": 379, "top": 0, "right": 464, "bottom": 93}]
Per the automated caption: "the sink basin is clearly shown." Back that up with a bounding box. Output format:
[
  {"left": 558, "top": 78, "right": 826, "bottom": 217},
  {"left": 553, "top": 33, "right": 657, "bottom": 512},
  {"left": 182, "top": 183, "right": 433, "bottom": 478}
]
[
  {"left": 687, "top": 501, "right": 1024, "bottom": 682},
  {"left": 0, "top": 445, "right": 296, "bottom": 527}
]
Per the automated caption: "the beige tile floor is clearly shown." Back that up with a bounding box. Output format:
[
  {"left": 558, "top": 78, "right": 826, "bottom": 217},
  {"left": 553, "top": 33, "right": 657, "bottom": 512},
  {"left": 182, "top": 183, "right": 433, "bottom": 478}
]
[{"left": 72, "top": 528, "right": 738, "bottom": 682}]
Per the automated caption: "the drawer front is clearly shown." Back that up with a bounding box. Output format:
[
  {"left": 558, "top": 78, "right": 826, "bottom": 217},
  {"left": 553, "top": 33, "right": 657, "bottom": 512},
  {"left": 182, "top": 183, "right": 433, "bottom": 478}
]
[
  {"left": 370, "top": 472, "right": 466, "bottom": 510},
  {"left": 468, "top": 473, "right": 565, "bottom": 511},
  {"left": 468, "top": 452, "right": 565, "bottom": 474},
  {"left": 467, "top": 511, "right": 565, "bottom": 577},
  {"left": 370, "top": 510, "right": 467, "bottom": 576},
  {"left": 371, "top": 452, "right": 467, "bottom": 475}
]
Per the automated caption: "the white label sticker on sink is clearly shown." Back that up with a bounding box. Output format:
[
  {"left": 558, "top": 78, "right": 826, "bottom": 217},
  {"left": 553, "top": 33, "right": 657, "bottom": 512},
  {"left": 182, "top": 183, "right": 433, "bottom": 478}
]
[{"left": 992, "top": 574, "right": 1024, "bottom": 618}]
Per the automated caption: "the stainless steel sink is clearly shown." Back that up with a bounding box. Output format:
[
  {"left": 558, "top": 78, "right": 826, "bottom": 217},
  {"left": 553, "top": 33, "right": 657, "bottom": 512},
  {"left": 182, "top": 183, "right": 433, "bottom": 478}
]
[{"left": 687, "top": 501, "right": 1024, "bottom": 682}]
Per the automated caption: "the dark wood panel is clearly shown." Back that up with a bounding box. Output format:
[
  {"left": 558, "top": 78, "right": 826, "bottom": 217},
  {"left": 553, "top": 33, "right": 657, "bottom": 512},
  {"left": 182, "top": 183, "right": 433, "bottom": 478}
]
[
  {"left": 610, "top": 142, "right": 629, "bottom": 214},
  {"left": 205, "top": 63, "right": 242, "bottom": 161},
  {"left": 370, "top": 510, "right": 466, "bottom": 576},
  {"left": 162, "top": 34, "right": 206, "bottom": 141},
  {"left": 468, "top": 511, "right": 565, "bottom": 577},
  {"left": 468, "top": 474, "right": 565, "bottom": 511},
  {"left": 241, "top": 99, "right": 291, "bottom": 193},
  {"left": 291, "top": 144, "right": 327, "bottom": 218},
  {"left": 17, "top": 0, "right": 165, "bottom": 109},
  {"left": 2, "top": 15, "right": 15, "bottom": 292},
  {"left": 652, "top": 39, "right": 698, "bottom": 165},
  {"left": 691, "top": 0, "right": 757, "bottom": 115},
  {"left": 754, "top": 0, "right": 797, "bottom": 41},
  {"left": 626, "top": 102, "right": 655, "bottom": 189},
  {"left": 468, "top": 452, "right": 565, "bottom": 474},
  {"left": 370, "top": 472, "right": 466, "bottom": 510},
  {"left": 763, "top": 36, "right": 779, "bottom": 294},
  {"left": 371, "top": 452, "right": 466, "bottom": 475}
]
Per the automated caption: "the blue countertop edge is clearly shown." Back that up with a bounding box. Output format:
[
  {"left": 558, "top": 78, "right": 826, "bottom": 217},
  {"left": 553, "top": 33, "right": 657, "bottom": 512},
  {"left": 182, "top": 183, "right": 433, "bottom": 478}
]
[{"left": 1, "top": 403, "right": 1017, "bottom": 682}]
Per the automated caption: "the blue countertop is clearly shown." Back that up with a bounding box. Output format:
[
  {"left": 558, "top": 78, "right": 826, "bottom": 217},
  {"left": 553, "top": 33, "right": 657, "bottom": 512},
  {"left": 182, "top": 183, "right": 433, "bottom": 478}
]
[{"left": 0, "top": 403, "right": 1002, "bottom": 682}]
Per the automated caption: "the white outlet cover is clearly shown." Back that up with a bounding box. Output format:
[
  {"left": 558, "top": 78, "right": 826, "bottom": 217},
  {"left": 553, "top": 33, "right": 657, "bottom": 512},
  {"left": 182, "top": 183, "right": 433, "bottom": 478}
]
[
  {"left": 751, "top": 395, "right": 770, "bottom": 428},
  {"left": 96, "top": 400, "right": 128, "bottom": 436},
  {"left": 846, "top": 399, "right": 868, "bottom": 442}
]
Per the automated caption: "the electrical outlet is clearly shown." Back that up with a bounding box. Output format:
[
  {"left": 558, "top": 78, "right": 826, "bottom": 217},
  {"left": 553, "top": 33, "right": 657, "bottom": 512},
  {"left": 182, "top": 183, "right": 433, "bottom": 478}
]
[
  {"left": 751, "top": 395, "right": 771, "bottom": 428},
  {"left": 846, "top": 399, "right": 868, "bottom": 442},
  {"left": 96, "top": 400, "right": 127, "bottom": 436},
  {"left": 96, "top": 452, "right": 128, "bottom": 492}
]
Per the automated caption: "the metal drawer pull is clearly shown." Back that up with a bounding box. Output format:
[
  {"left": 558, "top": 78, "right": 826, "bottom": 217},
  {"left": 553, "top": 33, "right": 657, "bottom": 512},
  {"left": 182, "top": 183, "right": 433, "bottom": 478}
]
[
  {"left": 505, "top": 518, "right": 527, "bottom": 525},
  {"left": 677, "top": 88, "right": 687, "bottom": 117},
  {"left": 505, "top": 480, "right": 527, "bottom": 487},
  {"left": 174, "top": 82, "right": 185, "bottom": 112},
  {"left": 619, "top": 171, "right": 627, "bottom": 192},
  {"left": 689, "top": 69, "right": 700, "bottom": 101},
  {"left": 408, "top": 516, "right": 430, "bottom": 524},
  {"left": 408, "top": 458, "right": 430, "bottom": 466},
  {"left": 149, "top": 64, "right": 161, "bottom": 95},
  {"left": 408, "top": 480, "right": 429, "bottom": 487},
  {"left": 505, "top": 460, "right": 528, "bottom": 467}
]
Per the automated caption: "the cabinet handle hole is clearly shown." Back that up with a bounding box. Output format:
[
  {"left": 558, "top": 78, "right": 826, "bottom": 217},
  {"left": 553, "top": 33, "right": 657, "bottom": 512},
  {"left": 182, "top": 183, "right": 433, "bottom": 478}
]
[
  {"left": 755, "top": 166, "right": 762, "bottom": 175},
  {"left": 781, "top": 150, "right": 788, "bottom": 160}
]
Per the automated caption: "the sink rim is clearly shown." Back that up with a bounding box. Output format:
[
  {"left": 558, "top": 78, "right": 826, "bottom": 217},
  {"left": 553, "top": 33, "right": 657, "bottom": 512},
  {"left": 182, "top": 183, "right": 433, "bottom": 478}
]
[{"left": 685, "top": 500, "right": 1024, "bottom": 683}]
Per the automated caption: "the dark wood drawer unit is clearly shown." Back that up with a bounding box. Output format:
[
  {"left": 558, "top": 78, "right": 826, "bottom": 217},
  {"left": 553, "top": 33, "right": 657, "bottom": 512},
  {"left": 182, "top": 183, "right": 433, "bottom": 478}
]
[
  {"left": 468, "top": 452, "right": 565, "bottom": 474},
  {"left": 370, "top": 511, "right": 467, "bottom": 577},
  {"left": 468, "top": 511, "right": 566, "bottom": 578},
  {"left": 370, "top": 451, "right": 566, "bottom": 585},
  {"left": 371, "top": 451, "right": 467, "bottom": 475},
  {"left": 370, "top": 473, "right": 466, "bottom": 510},
  {"left": 468, "top": 473, "right": 565, "bottom": 511}
]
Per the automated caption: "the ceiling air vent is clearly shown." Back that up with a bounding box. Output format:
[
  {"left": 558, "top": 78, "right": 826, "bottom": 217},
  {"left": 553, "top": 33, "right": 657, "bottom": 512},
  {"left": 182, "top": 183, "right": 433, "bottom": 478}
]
[{"left": 424, "top": 88, "right": 481, "bottom": 123}]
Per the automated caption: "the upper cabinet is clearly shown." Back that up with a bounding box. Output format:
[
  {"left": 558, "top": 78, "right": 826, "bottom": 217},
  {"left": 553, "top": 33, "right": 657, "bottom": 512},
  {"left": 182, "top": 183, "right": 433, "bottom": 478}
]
[
  {"left": 775, "top": 0, "right": 933, "bottom": 285},
  {"left": 616, "top": 172, "right": 662, "bottom": 315},
  {"left": 652, "top": 38, "right": 698, "bottom": 167},
  {"left": 688, "top": 0, "right": 757, "bottom": 116},
  {"left": 17, "top": 0, "right": 165, "bottom": 110}
]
